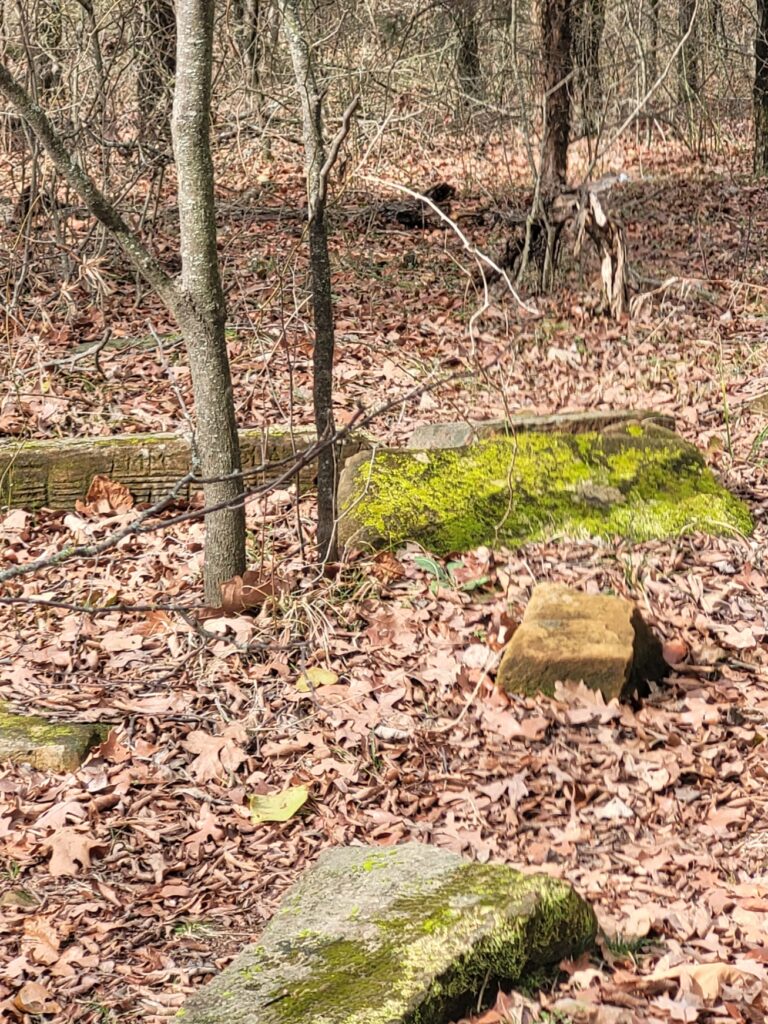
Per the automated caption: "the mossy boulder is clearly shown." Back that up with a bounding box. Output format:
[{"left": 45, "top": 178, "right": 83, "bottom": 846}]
[
  {"left": 0, "top": 703, "right": 107, "bottom": 772},
  {"left": 181, "top": 844, "right": 596, "bottom": 1024},
  {"left": 337, "top": 424, "right": 751, "bottom": 554}
]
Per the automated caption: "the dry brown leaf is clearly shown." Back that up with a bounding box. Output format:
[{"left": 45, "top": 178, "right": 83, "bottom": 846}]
[
  {"left": 219, "top": 570, "right": 284, "bottom": 614},
  {"left": 647, "top": 960, "right": 766, "bottom": 1002},
  {"left": 78, "top": 474, "right": 134, "bottom": 514},
  {"left": 13, "top": 980, "right": 60, "bottom": 1015},
  {"left": 182, "top": 725, "right": 247, "bottom": 781},
  {"left": 44, "top": 827, "right": 104, "bottom": 877}
]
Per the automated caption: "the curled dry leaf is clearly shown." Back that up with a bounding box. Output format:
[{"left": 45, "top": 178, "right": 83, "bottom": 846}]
[
  {"left": 78, "top": 474, "right": 134, "bottom": 514},
  {"left": 219, "top": 570, "right": 286, "bottom": 615},
  {"left": 370, "top": 551, "right": 406, "bottom": 583},
  {"left": 646, "top": 960, "right": 766, "bottom": 1002},
  {"left": 662, "top": 638, "right": 689, "bottom": 666},
  {"left": 14, "top": 980, "right": 60, "bottom": 1015}
]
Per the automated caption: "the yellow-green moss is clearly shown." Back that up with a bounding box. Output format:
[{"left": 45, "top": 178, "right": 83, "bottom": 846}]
[
  {"left": 182, "top": 846, "right": 596, "bottom": 1024},
  {"left": 0, "top": 704, "right": 108, "bottom": 772},
  {"left": 228, "top": 867, "right": 593, "bottom": 1024},
  {"left": 343, "top": 427, "right": 752, "bottom": 554}
]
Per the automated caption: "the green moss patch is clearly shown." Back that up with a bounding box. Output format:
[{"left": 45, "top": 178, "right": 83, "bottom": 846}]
[
  {"left": 0, "top": 703, "right": 108, "bottom": 772},
  {"left": 181, "top": 844, "right": 596, "bottom": 1024},
  {"left": 337, "top": 425, "right": 751, "bottom": 554}
]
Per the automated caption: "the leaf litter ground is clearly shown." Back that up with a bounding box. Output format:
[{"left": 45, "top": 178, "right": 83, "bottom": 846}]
[{"left": 0, "top": 132, "right": 767, "bottom": 1024}]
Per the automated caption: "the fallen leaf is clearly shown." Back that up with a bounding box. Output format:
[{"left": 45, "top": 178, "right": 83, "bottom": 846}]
[
  {"left": 296, "top": 667, "right": 340, "bottom": 692},
  {"left": 663, "top": 638, "right": 688, "bottom": 666},
  {"left": 220, "top": 570, "right": 283, "bottom": 614},
  {"left": 78, "top": 474, "right": 134, "bottom": 514},
  {"left": 249, "top": 784, "right": 309, "bottom": 823},
  {"left": 14, "top": 980, "right": 60, "bottom": 1015},
  {"left": 44, "top": 828, "right": 105, "bottom": 877}
]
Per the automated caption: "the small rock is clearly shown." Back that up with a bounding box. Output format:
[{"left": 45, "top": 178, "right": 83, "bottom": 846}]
[
  {"left": 496, "top": 583, "right": 666, "bottom": 702},
  {"left": 0, "top": 704, "right": 107, "bottom": 772}
]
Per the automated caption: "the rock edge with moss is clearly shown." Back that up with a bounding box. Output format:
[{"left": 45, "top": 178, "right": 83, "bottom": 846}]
[
  {"left": 180, "top": 843, "right": 596, "bottom": 1024},
  {"left": 0, "top": 702, "right": 108, "bottom": 772},
  {"left": 337, "top": 424, "right": 751, "bottom": 553}
]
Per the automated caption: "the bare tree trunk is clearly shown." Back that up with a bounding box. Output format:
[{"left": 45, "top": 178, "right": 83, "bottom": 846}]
[
  {"left": 677, "top": 0, "right": 700, "bottom": 103},
  {"left": 756, "top": 0, "right": 768, "bottom": 173},
  {"left": 453, "top": 0, "right": 482, "bottom": 101},
  {"left": 539, "top": 0, "right": 573, "bottom": 195},
  {"left": 172, "top": 0, "right": 246, "bottom": 601},
  {"left": 646, "top": 0, "right": 659, "bottom": 92},
  {"left": 234, "top": 0, "right": 263, "bottom": 90},
  {"left": 277, "top": 0, "right": 339, "bottom": 564},
  {"left": 0, "top": 1, "right": 246, "bottom": 605},
  {"left": 38, "top": 0, "right": 62, "bottom": 97},
  {"left": 137, "top": 0, "right": 176, "bottom": 136},
  {"left": 572, "top": 0, "right": 605, "bottom": 135}
]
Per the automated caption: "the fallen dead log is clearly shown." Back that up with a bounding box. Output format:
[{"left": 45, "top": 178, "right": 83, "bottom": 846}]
[
  {"left": 0, "top": 427, "right": 369, "bottom": 511},
  {"left": 375, "top": 182, "right": 456, "bottom": 228}
]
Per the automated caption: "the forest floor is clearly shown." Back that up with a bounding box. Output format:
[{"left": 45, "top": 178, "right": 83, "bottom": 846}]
[{"left": 0, "top": 127, "right": 767, "bottom": 1024}]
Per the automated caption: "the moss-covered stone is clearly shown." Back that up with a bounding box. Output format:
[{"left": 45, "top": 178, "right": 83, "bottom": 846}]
[
  {"left": 0, "top": 703, "right": 108, "bottom": 772},
  {"left": 181, "top": 844, "right": 596, "bottom": 1024},
  {"left": 337, "top": 425, "right": 752, "bottom": 553}
]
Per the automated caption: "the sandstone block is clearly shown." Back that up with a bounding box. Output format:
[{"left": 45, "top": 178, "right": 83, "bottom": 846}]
[
  {"left": 0, "top": 704, "right": 107, "bottom": 772},
  {"left": 496, "top": 583, "right": 666, "bottom": 701}
]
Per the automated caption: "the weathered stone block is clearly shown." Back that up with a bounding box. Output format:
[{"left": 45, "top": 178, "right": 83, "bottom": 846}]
[
  {"left": 0, "top": 428, "right": 370, "bottom": 511},
  {"left": 0, "top": 704, "right": 107, "bottom": 772},
  {"left": 181, "top": 843, "right": 596, "bottom": 1024},
  {"left": 496, "top": 583, "right": 666, "bottom": 701},
  {"left": 407, "top": 409, "right": 676, "bottom": 450}
]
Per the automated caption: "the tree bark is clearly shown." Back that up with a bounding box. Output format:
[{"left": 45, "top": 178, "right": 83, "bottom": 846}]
[
  {"left": 755, "top": 0, "right": 768, "bottom": 174},
  {"left": 572, "top": 0, "right": 605, "bottom": 135},
  {"left": 277, "top": 0, "right": 338, "bottom": 563},
  {"left": 539, "top": 0, "right": 573, "bottom": 195},
  {"left": 137, "top": 0, "right": 176, "bottom": 134},
  {"left": 677, "top": 0, "right": 699, "bottom": 104},
  {"left": 453, "top": 0, "right": 482, "bottom": 101},
  {"left": 0, "top": 2, "right": 247, "bottom": 605},
  {"left": 172, "top": 0, "right": 246, "bottom": 601}
]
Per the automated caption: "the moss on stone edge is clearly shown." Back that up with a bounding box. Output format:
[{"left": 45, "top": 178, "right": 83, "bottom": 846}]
[
  {"left": 185, "top": 858, "right": 596, "bottom": 1024},
  {"left": 0, "top": 704, "right": 108, "bottom": 772},
  {"left": 342, "top": 427, "right": 752, "bottom": 553}
]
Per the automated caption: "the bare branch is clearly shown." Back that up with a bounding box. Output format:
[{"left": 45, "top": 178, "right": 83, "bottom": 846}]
[{"left": 0, "top": 62, "right": 178, "bottom": 308}]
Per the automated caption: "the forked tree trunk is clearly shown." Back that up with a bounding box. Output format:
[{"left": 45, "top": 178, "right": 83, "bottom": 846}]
[
  {"left": 277, "top": 0, "right": 338, "bottom": 563},
  {"left": 539, "top": 0, "right": 574, "bottom": 195},
  {"left": 755, "top": 0, "right": 768, "bottom": 174},
  {"left": 0, "top": 0, "right": 247, "bottom": 605}
]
